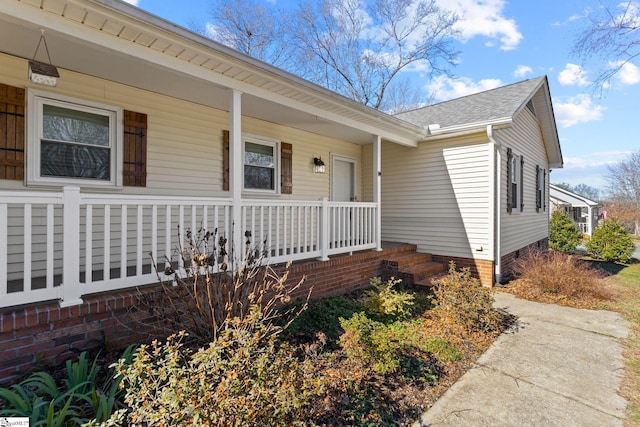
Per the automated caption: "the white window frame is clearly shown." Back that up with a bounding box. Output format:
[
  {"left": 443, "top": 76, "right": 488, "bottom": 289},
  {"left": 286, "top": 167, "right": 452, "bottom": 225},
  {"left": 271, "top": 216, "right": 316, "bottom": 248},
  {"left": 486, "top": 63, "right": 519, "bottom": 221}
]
[
  {"left": 27, "top": 89, "right": 123, "bottom": 188},
  {"left": 242, "top": 133, "right": 280, "bottom": 194},
  {"left": 510, "top": 151, "right": 523, "bottom": 213}
]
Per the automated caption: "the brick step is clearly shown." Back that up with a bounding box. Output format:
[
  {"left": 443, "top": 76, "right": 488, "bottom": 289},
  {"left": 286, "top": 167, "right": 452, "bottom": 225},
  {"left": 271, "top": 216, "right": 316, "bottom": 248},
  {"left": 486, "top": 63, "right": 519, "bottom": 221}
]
[
  {"left": 382, "top": 249, "right": 446, "bottom": 289},
  {"left": 383, "top": 252, "right": 433, "bottom": 269}
]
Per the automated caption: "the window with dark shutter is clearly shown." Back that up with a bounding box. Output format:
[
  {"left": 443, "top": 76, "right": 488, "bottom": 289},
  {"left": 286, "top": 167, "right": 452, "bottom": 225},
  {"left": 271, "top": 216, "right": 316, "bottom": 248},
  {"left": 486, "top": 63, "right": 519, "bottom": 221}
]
[
  {"left": 0, "top": 83, "right": 25, "bottom": 181},
  {"left": 222, "top": 130, "right": 292, "bottom": 194},
  {"left": 123, "top": 110, "right": 147, "bottom": 187}
]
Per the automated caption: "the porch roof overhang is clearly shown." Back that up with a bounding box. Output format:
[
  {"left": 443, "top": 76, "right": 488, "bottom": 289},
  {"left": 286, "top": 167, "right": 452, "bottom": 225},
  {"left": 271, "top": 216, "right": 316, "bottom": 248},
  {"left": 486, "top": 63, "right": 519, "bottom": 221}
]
[{"left": 0, "top": 0, "right": 425, "bottom": 147}]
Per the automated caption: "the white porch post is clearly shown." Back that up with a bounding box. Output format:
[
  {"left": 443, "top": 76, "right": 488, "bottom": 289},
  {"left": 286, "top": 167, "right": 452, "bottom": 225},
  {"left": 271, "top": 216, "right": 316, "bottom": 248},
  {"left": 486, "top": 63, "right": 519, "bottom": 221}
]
[
  {"left": 60, "top": 186, "right": 83, "bottom": 307},
  {"left": 373, "top": 135, "right": 382, "bottom": 251},
  {"left": 318, "top": 197, "right": 330, "bottom": 261},
  {"left": 229, "top": 90, "right": 243, "bottom": 261}
]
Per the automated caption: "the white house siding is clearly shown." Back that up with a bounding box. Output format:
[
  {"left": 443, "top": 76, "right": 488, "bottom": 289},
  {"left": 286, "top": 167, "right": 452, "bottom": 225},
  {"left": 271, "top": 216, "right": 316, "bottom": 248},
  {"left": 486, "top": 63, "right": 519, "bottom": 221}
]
[
  {"left": 379, "top": 133, "right": 492, "bottom": 260},
  {"left": 497, "top": 109, "right": 550, "bottom": 257},
  {"left": 0, "top": 52, "right": 364, "bottom": 283}
]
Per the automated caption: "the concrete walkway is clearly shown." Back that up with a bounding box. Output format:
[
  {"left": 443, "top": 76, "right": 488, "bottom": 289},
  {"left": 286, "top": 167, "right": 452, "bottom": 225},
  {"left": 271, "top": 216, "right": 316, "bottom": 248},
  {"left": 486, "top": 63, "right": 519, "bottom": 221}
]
[{"left": 415, "top": 292, "right": 629, "bottom": 427}]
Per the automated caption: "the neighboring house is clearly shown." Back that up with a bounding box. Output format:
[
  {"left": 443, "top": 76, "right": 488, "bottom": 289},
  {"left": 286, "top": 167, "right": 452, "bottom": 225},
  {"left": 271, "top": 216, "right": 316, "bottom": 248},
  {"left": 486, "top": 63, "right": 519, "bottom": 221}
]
[
  {"left": 380, "top": 77, "right": 563, "bottom": 284},
  {"left": 550, "top": 184, "right": 600, "bottom": 236},
  {"left": 0, "top": 0, "right": 562, "bottom": 379}
]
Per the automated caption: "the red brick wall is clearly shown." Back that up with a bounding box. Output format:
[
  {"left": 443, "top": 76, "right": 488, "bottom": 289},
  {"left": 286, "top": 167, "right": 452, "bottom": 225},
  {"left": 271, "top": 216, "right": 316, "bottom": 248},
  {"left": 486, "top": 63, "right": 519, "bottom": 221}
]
[
  {"left": 0, "top": 244, "right": 416, "bottom": 385},
  {"left": 500, "top": 238, "right": 549, "bottom": 281},
  {"left": 430, "top": 255, "right": 495, "bottom": 286}
]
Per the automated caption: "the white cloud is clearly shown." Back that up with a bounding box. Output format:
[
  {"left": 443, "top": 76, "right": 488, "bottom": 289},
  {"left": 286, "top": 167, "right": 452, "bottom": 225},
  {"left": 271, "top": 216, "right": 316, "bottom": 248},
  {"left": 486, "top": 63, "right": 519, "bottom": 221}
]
[
  {"left": 558, "top": 64, "right": 590, "bottom": 86},
  {"left": 610, "top": 61, "right": 640, "bottom": 85},
  {"left": 439, "top": 0, "right": 522, "bottom": 50},
  {"left": 513, "top": 65, "right": 533, "bottom": 78},
  {"left": 554, "top": 94, "right": 605, "bottom": 127},
  {"left": 426, "top": 75, "right": 503, "bottom": 101},
  {"left": 122, "top": 0, "right": 139, "bottom": 5}
]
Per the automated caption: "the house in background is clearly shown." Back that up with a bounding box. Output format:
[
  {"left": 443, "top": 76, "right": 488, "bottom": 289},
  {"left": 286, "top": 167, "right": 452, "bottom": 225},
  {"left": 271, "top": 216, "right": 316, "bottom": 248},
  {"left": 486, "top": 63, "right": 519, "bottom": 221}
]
[
  {"left": 383, "top": 77, "right": 563, "bottom": 283},
  {"left": 0, "top": 0, "right": 561, "bottom": 380},
  {"left": 550, "top": 184, "right": 600, "bottom": 236}
]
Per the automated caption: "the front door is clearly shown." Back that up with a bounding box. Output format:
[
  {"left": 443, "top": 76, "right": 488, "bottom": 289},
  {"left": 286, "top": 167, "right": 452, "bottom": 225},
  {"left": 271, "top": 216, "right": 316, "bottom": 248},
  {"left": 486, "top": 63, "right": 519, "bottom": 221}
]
[{"left": 331, "top": 156, "right": 356, "bottom": 202}]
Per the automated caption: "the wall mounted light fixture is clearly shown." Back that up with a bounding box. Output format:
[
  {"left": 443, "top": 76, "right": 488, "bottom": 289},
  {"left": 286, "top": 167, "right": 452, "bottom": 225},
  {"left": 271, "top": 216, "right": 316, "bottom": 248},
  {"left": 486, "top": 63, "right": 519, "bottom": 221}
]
[
  {"left": 313, "top": 157, "right": 326, "bottom": 174},
  {"left": 29, "top": 30, "right": 59, "bottom": 87}
]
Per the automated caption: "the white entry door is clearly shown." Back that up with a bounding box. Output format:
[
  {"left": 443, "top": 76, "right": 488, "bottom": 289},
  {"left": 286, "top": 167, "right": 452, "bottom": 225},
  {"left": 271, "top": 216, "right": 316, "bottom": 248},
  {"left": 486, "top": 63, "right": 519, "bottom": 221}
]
[{"left": 331, "top": 156, "right": 356, "bottom": 201}]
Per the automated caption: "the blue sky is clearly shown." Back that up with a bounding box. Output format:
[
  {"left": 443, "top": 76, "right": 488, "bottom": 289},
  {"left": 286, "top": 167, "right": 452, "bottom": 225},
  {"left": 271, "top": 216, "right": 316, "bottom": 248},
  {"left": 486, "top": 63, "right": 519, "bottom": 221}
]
[{"left": 127, "top": 0, "right": 640, "bottom": 193}]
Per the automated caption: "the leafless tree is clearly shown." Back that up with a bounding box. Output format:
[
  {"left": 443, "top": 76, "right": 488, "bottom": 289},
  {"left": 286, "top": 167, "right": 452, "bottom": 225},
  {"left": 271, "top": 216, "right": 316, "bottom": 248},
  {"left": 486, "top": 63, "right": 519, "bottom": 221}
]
[
  {"left": 572, "top": 1, "right": 640, "bottom": 87},
  {"left": 200, "top": 0, "right": 459, "bottom": 110},
  {"left": 605, "top": 150, "right": 640, "bottom": 234},
  {"left": 202, "top": 0, "right": 299, "bottom": 71}
]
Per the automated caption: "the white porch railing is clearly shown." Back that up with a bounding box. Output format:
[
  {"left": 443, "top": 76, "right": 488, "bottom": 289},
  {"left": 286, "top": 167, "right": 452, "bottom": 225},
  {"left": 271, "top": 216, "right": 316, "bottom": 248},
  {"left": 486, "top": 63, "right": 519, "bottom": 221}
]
[
  {"left": 0, "top": 187, "right": 378, "bottom": 308},
  {"left": 578, "top": 222, "right": 589, "bottom": 235}
]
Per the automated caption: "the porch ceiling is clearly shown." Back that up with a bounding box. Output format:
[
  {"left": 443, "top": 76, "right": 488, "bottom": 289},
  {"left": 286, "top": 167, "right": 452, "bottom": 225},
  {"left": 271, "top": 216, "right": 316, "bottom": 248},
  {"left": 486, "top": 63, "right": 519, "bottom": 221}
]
[{"left": 0, "top": 0, "right": 424, "bottom": 147}]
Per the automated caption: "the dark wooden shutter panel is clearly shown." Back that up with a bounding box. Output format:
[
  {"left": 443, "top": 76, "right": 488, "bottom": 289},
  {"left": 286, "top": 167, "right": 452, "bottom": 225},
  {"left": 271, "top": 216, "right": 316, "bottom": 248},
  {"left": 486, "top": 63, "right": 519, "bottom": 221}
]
[
  {"left": 123, "top": 110, "right": 147, "bottom": 187},
  {"left": 520, "top": 155, "right": 524, "bottom": 212},
  {"left": 543, "top": 169, "right": 547, "bottom": 211},
  {"left": 535, "top": 165, "right": 541, "bottom": 212},
  {"left": 506, "top": 147, "right": 512, "bottom": 213},
  {"left": 223, "top": 130, "right": 230, "bottom": 191},
  {"left": 281, "top": 142, "right": 293, "bottom": 194},
  {"left": 0, "top": 83, "right": 25, "bottom": 181}
]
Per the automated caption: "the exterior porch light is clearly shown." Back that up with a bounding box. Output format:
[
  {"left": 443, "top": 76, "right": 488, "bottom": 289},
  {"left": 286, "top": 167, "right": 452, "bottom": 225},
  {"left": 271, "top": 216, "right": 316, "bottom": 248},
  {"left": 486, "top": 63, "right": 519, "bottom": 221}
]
[
  {"left": 29, "top": 30, "right": 60, "bottom": 87},
  {"left": 313, "top": 156, "right": 326, "bottom": 174}
]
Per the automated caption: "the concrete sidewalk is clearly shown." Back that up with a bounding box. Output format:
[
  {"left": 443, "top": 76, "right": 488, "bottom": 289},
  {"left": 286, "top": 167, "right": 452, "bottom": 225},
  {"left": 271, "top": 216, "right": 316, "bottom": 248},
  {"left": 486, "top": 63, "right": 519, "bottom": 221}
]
[{"left": 415, "top": 292, "right": 629, "bottom": 426}]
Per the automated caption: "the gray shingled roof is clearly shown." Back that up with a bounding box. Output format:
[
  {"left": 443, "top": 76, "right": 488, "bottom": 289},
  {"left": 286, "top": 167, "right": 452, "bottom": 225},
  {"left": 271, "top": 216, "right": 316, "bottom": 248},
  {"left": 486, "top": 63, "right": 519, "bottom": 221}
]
[{"left": 395, "top": 77, "right": 546, "bottom": 129}]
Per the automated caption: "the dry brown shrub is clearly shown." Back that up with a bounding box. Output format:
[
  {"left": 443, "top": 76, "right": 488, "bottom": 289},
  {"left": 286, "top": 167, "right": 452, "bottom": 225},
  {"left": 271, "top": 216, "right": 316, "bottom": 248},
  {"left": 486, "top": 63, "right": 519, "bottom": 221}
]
[{"left": 509, "top": 250, "right": 615, "bottom": 307}]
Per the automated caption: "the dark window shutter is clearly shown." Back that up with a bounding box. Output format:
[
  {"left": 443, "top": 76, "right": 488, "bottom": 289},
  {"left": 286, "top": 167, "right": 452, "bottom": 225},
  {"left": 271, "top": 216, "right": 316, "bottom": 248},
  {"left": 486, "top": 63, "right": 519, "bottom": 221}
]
[
  {"left": 281, "top": 142, "right": 293, "bottom": 194},
  {"left": 223, "top": 130, "right": 229, "bottom": 191},
  {"left": 123, "top": 110, "right": 147, "bottom": 187},
  {"left": 535, "top": 165, "right": 541, "bottom": 212},
  {"left": 543, "top": 169, "right": 547, "bottom": 211},
  {"left": 506, "top": 147, "right": 513, "bottom": 213},
  {"left": 520, "top": 156, "right": 524, "bottom": 212},
  {"left": 0, "top": 83, "right": 25, "bottom": 181}
]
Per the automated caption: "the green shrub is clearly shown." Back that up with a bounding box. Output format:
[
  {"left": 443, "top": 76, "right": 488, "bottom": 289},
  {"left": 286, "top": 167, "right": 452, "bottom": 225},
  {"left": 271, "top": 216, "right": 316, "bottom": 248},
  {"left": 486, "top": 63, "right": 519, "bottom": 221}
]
[
  {"left": 587, "top": 219, "right": 635, "bottom": 263},
  {"left": 549, "top": 210, "right": 583, "bottom": 253},
  {"left": 110, "top": 309, "right": 319, "bottom": 426},
  {"left": 0, "top": 347, "right": 135, "bottom": 426},
  {"left": 431, "top": 262, "right": 501, "bottom": 334},
  {"left": 339, "top": 312, "right": 401, "bottom": 375},
  {"left": 363, "top": 277, "right": 415, "bottom": 321}
]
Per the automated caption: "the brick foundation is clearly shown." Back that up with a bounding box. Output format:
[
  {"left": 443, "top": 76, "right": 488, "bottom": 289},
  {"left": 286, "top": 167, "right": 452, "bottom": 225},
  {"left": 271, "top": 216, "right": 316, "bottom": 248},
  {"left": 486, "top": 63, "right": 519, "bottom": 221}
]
[
  {"left": 499, "top": 238, "right": 549, "bottom": 282},
  {"left": 430, "top": 255, "right": 495, "bottom": 286},
  {"left": 0, "top": 243, "right": 416, "bottom": 385}
]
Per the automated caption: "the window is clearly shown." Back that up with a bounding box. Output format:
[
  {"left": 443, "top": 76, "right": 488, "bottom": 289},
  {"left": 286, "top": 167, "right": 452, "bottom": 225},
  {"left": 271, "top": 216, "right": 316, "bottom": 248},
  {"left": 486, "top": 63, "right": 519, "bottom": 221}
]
[
  {"left": 536, "top": 165, "right": 546, "bottom": 212},
  {"left": 506, "top": 148, "right": 523, "bottom": 213},
  {"left": 243, "top": 136, "right": 278, "bottom": 192},
  {"left": 27, "top": 90, "right": 122, "bottom": 187}
]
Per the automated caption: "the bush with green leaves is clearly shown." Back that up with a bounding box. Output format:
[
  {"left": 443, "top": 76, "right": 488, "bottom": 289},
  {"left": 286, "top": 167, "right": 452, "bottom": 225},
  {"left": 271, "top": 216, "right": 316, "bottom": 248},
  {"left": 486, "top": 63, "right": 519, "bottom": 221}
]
[
  {"left": 587, "top": 219, "right": 635, "bottom": 263},
  {"left": 363, "top": 277, "right": 415, "bottom": 321},
  {"left": 108, "top": 308, "right": 319, "bottom": 426},
  {"left": 431, "top": 262, "right": 501, "bottom": 334},
  {"left": 0, "top": 347, "right": 135, "bottom": 426},
  {"left": 339, "top": 312, "right": 401, "bottom": 375},
  {"left": 549, "top": 209, "right": 583, "bottom": 253}
]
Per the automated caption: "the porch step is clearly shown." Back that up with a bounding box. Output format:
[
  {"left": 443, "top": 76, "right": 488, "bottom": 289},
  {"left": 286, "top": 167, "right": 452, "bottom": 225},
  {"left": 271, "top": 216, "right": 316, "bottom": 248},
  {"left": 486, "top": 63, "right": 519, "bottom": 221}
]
[{"left": 382, "top": 250, "right": 446, "bottom": 290}]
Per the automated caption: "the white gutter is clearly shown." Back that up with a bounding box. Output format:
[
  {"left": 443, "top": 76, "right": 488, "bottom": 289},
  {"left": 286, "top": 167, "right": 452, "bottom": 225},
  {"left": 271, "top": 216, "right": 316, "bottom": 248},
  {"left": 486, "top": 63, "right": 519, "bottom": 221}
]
[
  {"left": 425, "top": 117, "right": 513, "bottom": 137},
  {"left": 487, "top": 125, "right": 502, "bottom": 285}
]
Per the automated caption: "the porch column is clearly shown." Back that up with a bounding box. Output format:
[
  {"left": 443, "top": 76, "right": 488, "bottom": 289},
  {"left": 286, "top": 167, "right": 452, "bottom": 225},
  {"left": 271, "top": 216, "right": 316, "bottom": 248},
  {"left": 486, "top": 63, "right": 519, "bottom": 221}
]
[
  {"left": 60, "top": 186, "right": 83, "bottom": 307},
  {"left": 373, "top": 135, "right": 382, "bottom": 251},
  {"left": 229, "top": 90, "right": 243, "bottom": 262}
]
